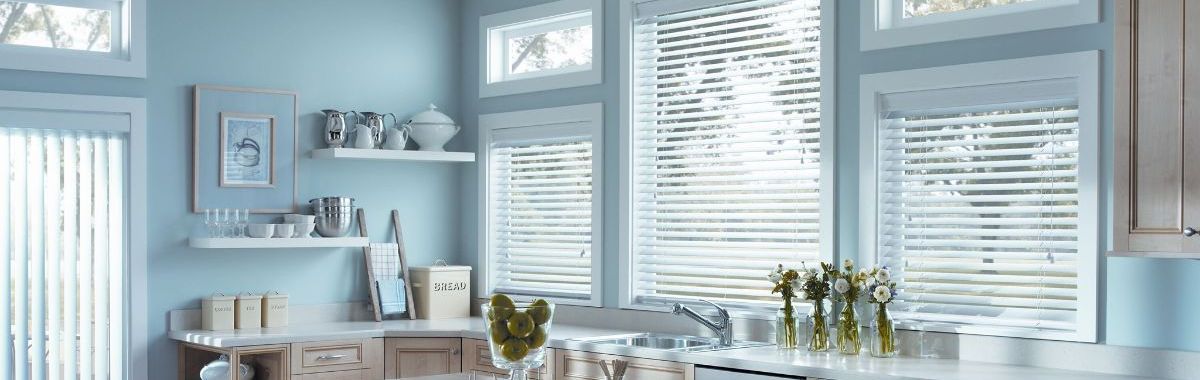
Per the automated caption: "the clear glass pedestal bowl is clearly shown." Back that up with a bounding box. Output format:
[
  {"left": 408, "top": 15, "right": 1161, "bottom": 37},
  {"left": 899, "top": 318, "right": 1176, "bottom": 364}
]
[{"left": 482, "top": 301, "right": 555, "bottom": 380}]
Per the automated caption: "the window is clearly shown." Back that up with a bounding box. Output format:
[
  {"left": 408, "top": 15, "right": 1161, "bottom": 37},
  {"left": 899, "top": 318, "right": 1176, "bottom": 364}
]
[
  {"left": 860, "top": 0, "right": 1099, "bottom": 50},
  {"left": 859, "top": 52, "right": 1099, "bottom": 342},
  {"left": 0, "top": 91, "right": 147, "bottom": 378},
  {"left": 479, "top": 104, "right": 603, "bottom": 306},
  {"left": 479, "top": 0, "right": 603, "bottom": 97},
  {"left": 620, "top": 0, "right": 834, "bottom": 312},
  {"left": 0, "top": 0, "right": 144, "bottom": 77}
]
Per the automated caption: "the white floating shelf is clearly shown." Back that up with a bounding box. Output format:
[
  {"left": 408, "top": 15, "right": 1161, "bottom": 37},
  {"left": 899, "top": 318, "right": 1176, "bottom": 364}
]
[
  {"left": 311, "top": 148, "right": 475, "bottom": 162},
  {"left": 189, "top": 237, "right": 369, "bottom": 249},
  {"left": 1107, "top": 250, "right": 1200, "bottom": 259}
]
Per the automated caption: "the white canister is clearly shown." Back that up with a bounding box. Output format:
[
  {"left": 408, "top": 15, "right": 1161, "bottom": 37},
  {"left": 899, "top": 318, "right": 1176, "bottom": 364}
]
[
  {"left": 235, "top": 293, "right": 263, "bottom": 329},
  {"left": 410, "top": 263, "right": 471, "bottom": 319},
  {"left": 262, "top": 291, "right": 289, "bottom": 328},
  {"left": 201, "top": 293, "right": 236, "bottom": 331}
]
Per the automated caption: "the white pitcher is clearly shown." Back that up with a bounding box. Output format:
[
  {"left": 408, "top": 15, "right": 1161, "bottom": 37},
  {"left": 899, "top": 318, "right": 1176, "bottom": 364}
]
[
  {"left": 383, "top": 123, "right": 412, "bottom": 150},
  {"left": 352, "top": 124, "right": 377, "bottom": 149}
]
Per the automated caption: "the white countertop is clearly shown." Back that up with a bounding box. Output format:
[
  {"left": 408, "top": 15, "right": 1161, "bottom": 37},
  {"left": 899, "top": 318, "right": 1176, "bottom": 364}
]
[{"left": 168, "top": 318, "right": 1152, "bottom": 380}]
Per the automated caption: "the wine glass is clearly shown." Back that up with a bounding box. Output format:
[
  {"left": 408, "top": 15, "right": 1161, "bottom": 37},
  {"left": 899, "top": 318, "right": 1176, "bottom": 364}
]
[
  {"left": 240, "top": 208, "right": 250, "bottom": 237},
  {"left": 204, "top": 209, "right": 217, "bottom": 237}
]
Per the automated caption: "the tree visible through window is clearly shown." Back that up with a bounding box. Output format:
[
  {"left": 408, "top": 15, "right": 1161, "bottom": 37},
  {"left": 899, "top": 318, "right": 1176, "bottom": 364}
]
[
  {"left": 904, "top": 0, "right": 1036, "bottom": 18},
  {"left": 507, "top": 24, "right": 592, "bottom": 75},
  {"left": 0, "top": 1, "right": 111, "bottom": 52}
]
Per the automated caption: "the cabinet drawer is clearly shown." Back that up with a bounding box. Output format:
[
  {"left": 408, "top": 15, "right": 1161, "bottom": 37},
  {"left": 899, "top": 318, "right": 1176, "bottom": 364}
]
[
  {"left": 295, "top": 369, "right": 366, "bottom": 380},
  {"left": 292, "top": 339, "right": 376, "bottom": 374},
  {"left": 556, "top": 349, "right": 692, "bottom": 380},
  {"left": 463, "top": 338, "right": 553, "bottom": 378}
]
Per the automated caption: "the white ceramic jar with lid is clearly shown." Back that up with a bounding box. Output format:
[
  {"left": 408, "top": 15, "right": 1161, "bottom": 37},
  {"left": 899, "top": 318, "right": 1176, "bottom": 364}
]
[
  {"left": 405, "top": 104, "right": 460, "bottom": 152},
  {"left": 201, "top": 293, "right": 236, "bottom": 331},
  {"left": 235, "top": 293, "right": 263, "bottom": 329},
  {"left": 261, "top": 291, "right": 289, "bottom": 328}
]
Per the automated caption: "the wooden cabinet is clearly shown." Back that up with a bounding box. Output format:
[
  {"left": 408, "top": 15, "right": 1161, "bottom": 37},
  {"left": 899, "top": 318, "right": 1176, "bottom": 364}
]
[
  {"left": 290, "top": 339, "right": 382, "bottom": 379},
  {"left": 1114, "top": 0, "right": 1200, "bottom": 257},
  {"left": 554, "top": 349, "right": 693, "bottom": 380},
  {"left": 462, "top": 338, "right": 554, "bottom": 379},
  {"left": 383, "top": 337, "right": 463, "bottom": 378},
  {"left": 178, "top": 343, "right": 291, "bottom": 380}
]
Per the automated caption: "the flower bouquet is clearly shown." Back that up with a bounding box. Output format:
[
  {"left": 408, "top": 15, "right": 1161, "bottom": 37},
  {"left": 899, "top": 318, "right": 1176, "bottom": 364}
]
[
  {"left": 867, "top": 267, "right": 899, "bottom": 357},
  {"left": 797, "top": 263, "right": 831, "bottom": 352},
  {"left": 824, "top": 259, "right": 867, "bottom": 355},
  {"left": 768, "top": 264, "right": 802, "bottom": 349}
]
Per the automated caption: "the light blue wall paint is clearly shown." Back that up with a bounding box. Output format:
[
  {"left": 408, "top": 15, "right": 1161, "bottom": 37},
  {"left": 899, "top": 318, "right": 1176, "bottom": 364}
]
[
  {"left": 0, "top": 0, "right": 464, "bottom": 377},
  {"left": 459, "top": 0, "right": 1200, "bottom": 352}
]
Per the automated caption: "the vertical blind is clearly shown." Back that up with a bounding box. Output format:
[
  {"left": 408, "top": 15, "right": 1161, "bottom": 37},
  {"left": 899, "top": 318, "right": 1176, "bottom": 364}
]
[
  {"left": 630, "top": 0, "right": 825, "bottom": 308},
  {"left": 876, "top": 92, "right": 1083, "bottom": 334},
  {"left": 490, "top": 127, "right": 598, "bottom": 303},
  {"left": 0, "top": 127, "right": 126, "bottom": 380}
]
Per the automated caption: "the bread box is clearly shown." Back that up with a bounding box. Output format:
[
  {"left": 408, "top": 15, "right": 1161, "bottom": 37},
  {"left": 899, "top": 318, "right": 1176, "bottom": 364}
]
[{"left": 410, "top": 263, "right": 471, "bottom": 319}]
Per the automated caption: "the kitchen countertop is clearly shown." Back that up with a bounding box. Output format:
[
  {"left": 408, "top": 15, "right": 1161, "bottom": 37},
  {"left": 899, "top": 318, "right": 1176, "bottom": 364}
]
[{"left": 168, "top": 318, "right": 1152, "bottom": 380}]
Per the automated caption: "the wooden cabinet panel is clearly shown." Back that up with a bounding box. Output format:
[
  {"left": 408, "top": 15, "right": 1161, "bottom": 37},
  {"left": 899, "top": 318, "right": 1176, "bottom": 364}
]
[
  {"left": 463, "top": 338, "right": 553, "bottom": 379},
  {"left": 1183, "top": 0, "right": 1200, "bottom": 253},
  {"left": 383, "top": 337, "right": 463, "bottom": 378},
  {"left": 1115, "top": 0, "right": 1196, "bottom": 253},
  {"left": 291, "top": 339, "right": 371, "bottom": 374},
  {"left": 555, "top": 349, "right": 692, "bottom": 380}
]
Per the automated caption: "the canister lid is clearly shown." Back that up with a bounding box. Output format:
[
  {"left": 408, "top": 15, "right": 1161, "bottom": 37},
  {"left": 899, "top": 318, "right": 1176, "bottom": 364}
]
[
  {"left": 410, "top": 265, "right": 473, "bottom": 272},
  {"left": 205, "top": 293, "right": 236, "bottom": 301},
  {"left": 237, "top": 292, "right": 263, "bottom": 300},
  {"left": 264, "top": 291, "right": 288, "bottom": 299}
]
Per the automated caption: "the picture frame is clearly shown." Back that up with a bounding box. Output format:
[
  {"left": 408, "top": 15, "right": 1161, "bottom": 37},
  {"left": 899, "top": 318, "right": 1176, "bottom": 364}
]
[
  {"left": 219, "top": 113, "right": 277, "bottom": 188},
  {"left": 193, "top": 85, "right": 298, "bottom": 214}
]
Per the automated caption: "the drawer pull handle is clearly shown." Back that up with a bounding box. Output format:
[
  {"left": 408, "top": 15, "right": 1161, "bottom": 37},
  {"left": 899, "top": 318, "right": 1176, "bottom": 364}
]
[
  {"left": 1186, "top": 227, "right": 1197, "bottom": 237},
  {"left": 316, "top": 354, "right": 348, "bottom": 361}
]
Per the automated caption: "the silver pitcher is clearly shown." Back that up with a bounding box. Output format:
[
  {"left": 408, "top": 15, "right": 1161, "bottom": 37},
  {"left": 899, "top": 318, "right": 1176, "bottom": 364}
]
[
  {"left": 359, "top": 112, "right": 394, "bottom": 149},
  {"left": 321, "top": 109, "right": 358, "bottom": 148}
]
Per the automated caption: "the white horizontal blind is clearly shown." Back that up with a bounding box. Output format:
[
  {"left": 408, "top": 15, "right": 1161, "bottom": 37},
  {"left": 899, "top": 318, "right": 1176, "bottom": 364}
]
[
  {"left": 631, "top": 0, "right": 824, "bottom": 309},
  {"left": 1, "top": 127, "right": 126, "bottom": 380},
  {"left": 877, "top": 97, "right": 1082, "bottom": 333},
  {"left": 490, "top": 129, "right": 598, "bottom": 303}
]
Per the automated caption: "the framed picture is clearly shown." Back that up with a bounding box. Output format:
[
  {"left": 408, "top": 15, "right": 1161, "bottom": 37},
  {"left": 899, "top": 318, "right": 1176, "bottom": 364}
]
[
  {"left": 193, "top": 85, "right": 298, "bottom": 213},
  {"left": 219, "top": 113, "right": 276, "bottom": 188}
]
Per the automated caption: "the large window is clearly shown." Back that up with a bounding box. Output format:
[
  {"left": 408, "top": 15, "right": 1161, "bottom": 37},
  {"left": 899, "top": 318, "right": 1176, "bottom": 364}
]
[
  {"left": 859, "top": 52, "right": 1099, "bottom": 342},
  {"left": 0, "top": 91, "right": 147, "bottom": 379},
  {"left": 480, "top": 104, "right": 603, "bottom": 306},
  {"left": 620, "top": 0, "right": 833, "bottom": 312},
  {"left": 0, "top": 0, "right": 145, "bottom": 77},
  {"left": 860, "top": 0, "right": 1099, "bottom": 50}
]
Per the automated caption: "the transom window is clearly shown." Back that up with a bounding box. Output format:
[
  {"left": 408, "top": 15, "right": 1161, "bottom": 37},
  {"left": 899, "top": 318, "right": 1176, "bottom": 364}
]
[{"left": 0, "top": 0, "right": 143, "bottom": 77}]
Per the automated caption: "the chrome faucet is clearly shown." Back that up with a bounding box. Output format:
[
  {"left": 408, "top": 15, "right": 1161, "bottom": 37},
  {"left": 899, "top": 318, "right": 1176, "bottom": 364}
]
[{"left": 671, "top": 300, "right": 733, "bottom": 346}]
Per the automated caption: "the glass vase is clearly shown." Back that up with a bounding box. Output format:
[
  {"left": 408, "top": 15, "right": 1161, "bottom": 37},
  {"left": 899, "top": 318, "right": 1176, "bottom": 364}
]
[
  {"left": 776, "top": 307, "right": 800, "bottom": 349},
  {"left": 482, "top": 302, "right": 555, "bottom": 380},
  {"left": 836, "top": 301, "right": 861, "bottom": 355},
  {"left": 806, "top": 300, "right": 831, "bottom": 352},
  {"left": 871, "top": 303, "right": 897, "bottom": 358}
]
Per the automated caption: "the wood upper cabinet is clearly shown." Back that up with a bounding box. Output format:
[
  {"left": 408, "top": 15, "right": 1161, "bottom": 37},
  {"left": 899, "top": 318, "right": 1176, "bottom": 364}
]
[
  {"left": 555, "top": 349, "right": 693, "bottom": 380},
  {"left": 383, "top": 337, "right": 463, "bottom": 378},
  {"left": 1114, "top": 0, "right": 1200, "bottom": 255}
]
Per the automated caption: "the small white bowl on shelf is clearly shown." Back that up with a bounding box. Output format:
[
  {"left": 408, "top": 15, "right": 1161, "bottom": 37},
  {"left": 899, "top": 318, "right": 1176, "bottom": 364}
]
[
  {"left": 292, "top": 223, "right": 316, "bottom": 238},
  {"left": 283, "top": 214, "right": 316, "bottom": 224},
  {"left": 273, "top": 224, "right": 295, "bottom": 238},
  {"left": 247, "top": 224, "right": 274, "bottom": 238}
]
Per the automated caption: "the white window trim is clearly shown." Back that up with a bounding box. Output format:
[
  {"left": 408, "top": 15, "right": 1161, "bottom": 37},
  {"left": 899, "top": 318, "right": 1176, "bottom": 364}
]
[
  {"left": 477, "top": 103, "right": 605, "bottom": 307},
  {"left": 0, "top": 0, "right": 146, "bottom": 77},
  {"left": 0, "top": 90, "right": 148, "bottom": 378},
  {"left": 478, "top": 0, "right": 603, "bottom": 98},
  {"left": 857, "top": 51, "right": 1100, "bottom": 342},
  {"left": 860, "top": 0, "right": 1099, "bottom": 51},
  {"left": 616, "top": 0, "right": 838, "bottom": 316}
]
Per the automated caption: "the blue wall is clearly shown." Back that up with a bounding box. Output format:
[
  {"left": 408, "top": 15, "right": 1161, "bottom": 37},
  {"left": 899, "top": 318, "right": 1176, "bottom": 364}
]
[
  {"left": 0, "top": 0, "right": 465, "bottom": 377},
  {"left": 458, "top": 0, "right": 1200, "bottom": 352}
]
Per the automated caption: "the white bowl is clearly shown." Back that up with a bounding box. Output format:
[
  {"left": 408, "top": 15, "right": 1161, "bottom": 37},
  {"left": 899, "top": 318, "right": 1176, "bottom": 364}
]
[
  {"left": 283, "top": 214, "right": 316, "bottom": 224},
  {"left": 247, "top": 224, "right": 274, "bottom": 238},
  {"left": 273, "top": 224, "right": 295, "bottom": 238},
  {"left": 409, "top": 123, "right": 460, "bottom": 152},
  {"left": 292, "top": 223, "right": 316, "bottom": 238}
]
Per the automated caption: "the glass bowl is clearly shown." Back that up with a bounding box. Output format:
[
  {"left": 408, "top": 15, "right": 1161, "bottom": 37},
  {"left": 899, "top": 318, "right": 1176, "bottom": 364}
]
[{"left": 481, "top": 300, "right": 555, "bottom": 380}]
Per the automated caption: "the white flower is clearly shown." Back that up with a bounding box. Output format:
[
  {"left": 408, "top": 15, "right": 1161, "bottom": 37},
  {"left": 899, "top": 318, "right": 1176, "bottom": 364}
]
[
  {"left": 798, "top": 270, "right": 811, "bottom": 281},
  {"left": 876, "top": 268, "right": 891, "bottom": 283},
  {"left": 768, "top": 272, "right": 782, "bottom": 283},
  {"left": 790, "top": 278, "right": 803, "bottom": 291},
  {"left": 843, "top": 259, "right": 854, "bottom": 269},
  {"left": 873, "top": 285, "right": 892, "bottom": 303},
  {"left": 858, "top": 268, "right": 869, "bottom": 278},
  {"left": 834, "top": 278, "right": 850, "bottom": 294},
  {"left": 866, "top": 276, "right": 877, "bottom": 288}
]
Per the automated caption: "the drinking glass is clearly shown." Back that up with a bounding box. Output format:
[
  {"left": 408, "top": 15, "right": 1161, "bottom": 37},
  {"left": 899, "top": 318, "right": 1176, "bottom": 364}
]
[
  {"left": 240, "top": 208, "right": 250, "bottom": 237},
  {"left": 204, "top": 209, "right": 217, "bottom": 237}
]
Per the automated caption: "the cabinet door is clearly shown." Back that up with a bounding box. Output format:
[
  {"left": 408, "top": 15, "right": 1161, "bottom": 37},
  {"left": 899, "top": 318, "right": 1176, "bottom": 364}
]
[
  {"left": 383, "top": 337, "right": 463, "bottom": 378},
  {"left": 463, "top": 338, "right": 553, "bottom": 378},
  {"left": 555, "top": 349, "right": 692, "bottom": 380},
  {"left": 295, "top": 369, "right": 366, "bottom": 380},
  {"left": 1116, "top": 0, "right": 1190, "bottom": 252}
]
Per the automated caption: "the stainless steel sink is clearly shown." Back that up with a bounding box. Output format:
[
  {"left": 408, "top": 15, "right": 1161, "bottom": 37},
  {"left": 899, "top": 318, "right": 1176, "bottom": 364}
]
[{"left": 571, "top": 333, "right": 772, "bottom": 352}]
